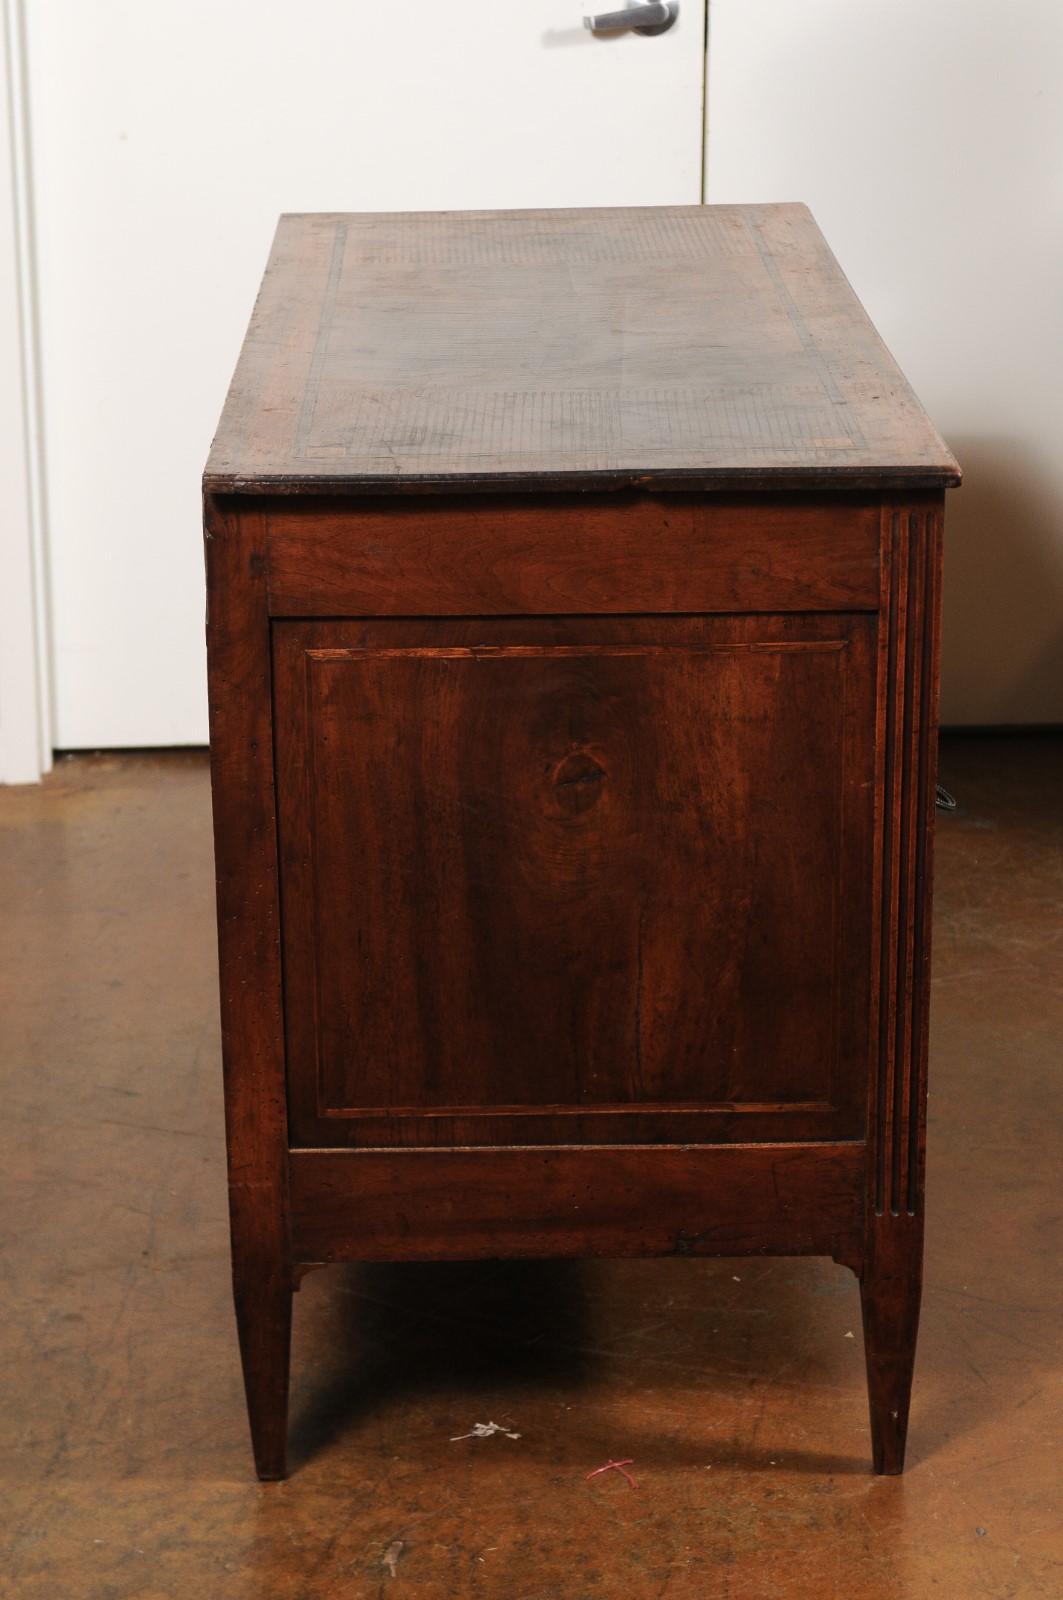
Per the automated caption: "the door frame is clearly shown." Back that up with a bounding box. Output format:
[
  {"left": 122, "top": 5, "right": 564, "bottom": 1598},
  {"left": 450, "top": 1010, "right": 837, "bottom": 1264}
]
[{"left": 0, "top": 0, "right": 51, "bottom": 783}]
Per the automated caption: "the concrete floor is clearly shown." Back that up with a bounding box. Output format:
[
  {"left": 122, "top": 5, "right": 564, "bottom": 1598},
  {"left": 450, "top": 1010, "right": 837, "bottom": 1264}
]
[{"left": 1, "top": 737, "right": 1061, "bottom": 1599}]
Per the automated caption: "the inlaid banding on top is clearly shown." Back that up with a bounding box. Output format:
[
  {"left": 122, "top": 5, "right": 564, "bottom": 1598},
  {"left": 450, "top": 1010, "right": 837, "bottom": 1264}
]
[{"left": 204, "top": 205, "right": 960, "bottom": 492}]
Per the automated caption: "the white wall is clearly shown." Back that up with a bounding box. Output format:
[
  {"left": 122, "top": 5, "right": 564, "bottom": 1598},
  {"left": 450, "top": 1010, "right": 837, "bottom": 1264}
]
[{"left": 707, "top": 0, "right": 1063, "bottom": 725}]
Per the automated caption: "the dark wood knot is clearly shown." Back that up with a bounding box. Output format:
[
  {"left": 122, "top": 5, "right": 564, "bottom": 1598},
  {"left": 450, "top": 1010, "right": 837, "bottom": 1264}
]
[{"left": 551, "top": 750, "right": 607, "bottom": 814}]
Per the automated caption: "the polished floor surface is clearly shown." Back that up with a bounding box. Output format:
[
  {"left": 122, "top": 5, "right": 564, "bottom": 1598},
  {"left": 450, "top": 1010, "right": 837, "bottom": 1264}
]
[{"left": 1, "top": 738, "right": 1061, "bottom": 1599}]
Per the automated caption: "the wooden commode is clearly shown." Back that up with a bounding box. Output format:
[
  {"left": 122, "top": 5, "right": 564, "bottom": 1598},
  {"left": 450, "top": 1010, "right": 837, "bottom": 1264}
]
[{"left": 203, "top": 204, "right": 960, "bottom": 1479}]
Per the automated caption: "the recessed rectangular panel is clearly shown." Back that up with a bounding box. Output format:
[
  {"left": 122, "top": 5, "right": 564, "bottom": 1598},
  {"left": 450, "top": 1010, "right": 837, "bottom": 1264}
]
[{"left": 274, "top": 614, "right": 875, "bottom": 1147}]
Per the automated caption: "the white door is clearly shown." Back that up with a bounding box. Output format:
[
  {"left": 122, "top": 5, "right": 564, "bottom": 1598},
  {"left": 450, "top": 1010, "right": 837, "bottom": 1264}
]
[{"left": 25, "top": 0, "right": 706, "bottom": 749}]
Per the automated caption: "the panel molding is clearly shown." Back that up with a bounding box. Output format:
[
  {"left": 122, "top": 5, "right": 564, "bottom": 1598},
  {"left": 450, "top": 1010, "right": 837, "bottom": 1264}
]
[
  {"left": 274, "top": 612, "right": 875, "bottom": 1149},
  {"left": 317, "top": 1099, "right": 835, "bottom": 1121},
  {"left": 872, "top": 498, "right": 944, "bottom": 1217},
  {"left": 305, "top": 641, "right": 850, "bottom": 662}
]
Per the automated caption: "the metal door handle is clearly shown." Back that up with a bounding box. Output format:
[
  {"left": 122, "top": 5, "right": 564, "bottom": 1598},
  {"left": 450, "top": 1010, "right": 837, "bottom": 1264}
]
[{"left": 583, "top": 1, "right": 678, "bottom": 36}]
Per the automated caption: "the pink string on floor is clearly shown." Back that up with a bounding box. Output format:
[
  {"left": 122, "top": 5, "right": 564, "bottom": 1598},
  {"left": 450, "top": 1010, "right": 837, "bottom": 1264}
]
[{"left": 586, "top": 1458, "right": 639, "bottom": 1490}]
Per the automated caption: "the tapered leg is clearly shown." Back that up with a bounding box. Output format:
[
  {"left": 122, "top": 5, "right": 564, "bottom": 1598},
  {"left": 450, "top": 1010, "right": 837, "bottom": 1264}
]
[
  {"left": 233, "top": 1261, "right": 292, "bottom": 1480},
  {"left": 860, "top": 497, "right": 941, "bottom": 1474},
  {"left": 207, "top": 498, "right": 297, "bottom": 1482},
  {"left": 859, "top": 1214, "right": 923, "bottom": 1474}
]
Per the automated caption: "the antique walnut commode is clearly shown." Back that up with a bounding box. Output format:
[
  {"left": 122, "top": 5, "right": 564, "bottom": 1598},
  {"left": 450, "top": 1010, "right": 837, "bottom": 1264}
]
[{"left": 204, "top": 205, "right": 959, "bottom": 1480}]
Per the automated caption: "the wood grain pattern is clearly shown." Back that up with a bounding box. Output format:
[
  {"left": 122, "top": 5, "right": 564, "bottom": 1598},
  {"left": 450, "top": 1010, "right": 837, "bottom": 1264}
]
[
  {"left": 272, "top": 614, "right": 875, "bottom": 1150},
  {"left": 265, "top": 493, "right": 881, "bottom": 616},
  {"left": 861, "top": 494, "right": 945, "bottom": 1473},
  {"left": 204, "top": 206, "right": 960, "bottom": 495},
  {"left": 288, "top": 1144, "right": 866, "bottom": 1267}
]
